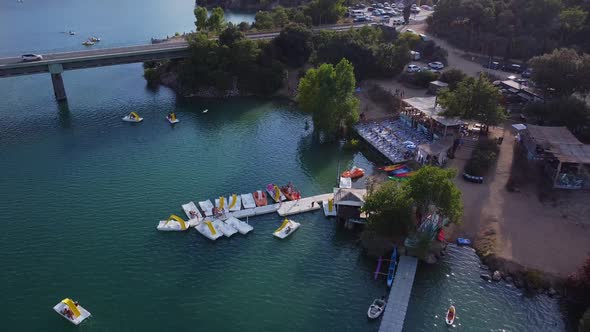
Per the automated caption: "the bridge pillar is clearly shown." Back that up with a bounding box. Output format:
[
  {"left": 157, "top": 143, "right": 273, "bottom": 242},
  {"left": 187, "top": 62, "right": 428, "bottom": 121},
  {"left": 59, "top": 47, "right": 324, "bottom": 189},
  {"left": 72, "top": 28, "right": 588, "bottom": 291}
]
[{"left": 49, "top": 64, "right": 67, "bottom": 101}]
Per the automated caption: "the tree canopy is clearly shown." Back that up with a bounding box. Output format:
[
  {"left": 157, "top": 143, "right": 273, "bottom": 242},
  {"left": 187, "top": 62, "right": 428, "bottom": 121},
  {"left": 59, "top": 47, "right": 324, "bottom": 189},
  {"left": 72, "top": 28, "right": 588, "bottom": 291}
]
[
  {"left": 304, "top": 0, "right": 346, "bottom": 25},
  {"left": 297, "top": 59, "right": 359, "bottom": 139},
  {"left": 207, "top": 7, "right": 226, "bottom": 32},
  {"left": 524, "top": 96, "right": 590, "bottom": 137},
  {"left": 438, "top": 74, "right": 506, "bottom": 129},
  {"left": 362, "top": 182, "right": 414, "bottom": 237},
  {"left": 194, "top": 6, "right": 208, "bottom": 32},
  {"left": 528, "top": 48, "right": 590, "bottom": 98},
  {"left": 271, "top": 24, "right": 313, "bottom": 67}
]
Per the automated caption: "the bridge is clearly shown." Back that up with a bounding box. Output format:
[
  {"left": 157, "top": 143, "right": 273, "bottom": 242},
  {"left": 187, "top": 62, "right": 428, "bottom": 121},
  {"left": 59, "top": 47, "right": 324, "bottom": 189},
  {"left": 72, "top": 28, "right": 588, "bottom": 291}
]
[{"left": 0, "top": 24, "right": 372, "bottom": 101}]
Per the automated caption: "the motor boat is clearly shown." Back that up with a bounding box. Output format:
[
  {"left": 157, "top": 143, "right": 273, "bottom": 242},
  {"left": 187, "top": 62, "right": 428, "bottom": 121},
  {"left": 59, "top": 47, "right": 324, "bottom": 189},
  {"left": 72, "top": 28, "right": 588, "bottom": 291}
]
[
  {"left": 341, "top": 167, "right": 365, "bottom": 179},
  {"left": 89, "top": 36, "right": 101, "bottom": 42},
  {"left": 281, "top": 182, "right": 301, "bottom": 201},
  {"left": 156, "top": 214, "right": 189, "bottom": 231},
  {"left": 166, "top": 112, "right": 179, "bottom": 124},
  {"left": 240, "top": 193, "right": 256, "bottom": 209},
  {"left": 253, "top": 190, "right": 267, "bottom": 207},
  {"left": 122, "top": 112, "right": 143, "bottom": 122},
  {"left": 68, "top": 30, "right": 76, "bottom": 35},
  {"left": 367, "top": 297, "right": 387, "bottom": 319},
  {"left": 212, "top": 219, "right": 237, "bottom": 237},
  {"left": 195, "top": 219, "right": 222, "bottom": 240},
  {"left": 82, "top": 40, "right": 95, "bottom": 46},
  {"left": 225, "top": 216, "right": 253, "bottom": 235},
  {"left": 446, "top": 305, "right": 456, "bottom": 326},
  {"left": 181, "top": 201, "right": 202, "bottom": 222},
  {"left": 266, "top": 183, "right": 286, "bottom": 202},
  {"left": 53, "top": 298, "right": 91, "bottom": 325},
  {"left": 273, "top": 218, "right": 300, "bottom": 239}
]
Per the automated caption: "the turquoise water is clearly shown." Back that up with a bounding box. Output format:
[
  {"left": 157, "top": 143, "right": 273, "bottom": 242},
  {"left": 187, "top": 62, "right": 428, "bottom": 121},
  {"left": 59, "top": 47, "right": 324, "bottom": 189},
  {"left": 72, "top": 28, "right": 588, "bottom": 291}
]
[{"left": 0, "top": 0, "right": 567, "bottom": 331}]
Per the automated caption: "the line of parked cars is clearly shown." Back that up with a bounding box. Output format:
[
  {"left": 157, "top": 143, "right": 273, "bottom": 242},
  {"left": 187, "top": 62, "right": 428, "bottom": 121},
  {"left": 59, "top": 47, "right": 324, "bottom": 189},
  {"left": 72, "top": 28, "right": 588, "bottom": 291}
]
[
  {"left": 407, "top": 61, "right": 446, "bottom": 73},
  {"left": 483, "top": 61, "right": 532, "bottom": 77}
]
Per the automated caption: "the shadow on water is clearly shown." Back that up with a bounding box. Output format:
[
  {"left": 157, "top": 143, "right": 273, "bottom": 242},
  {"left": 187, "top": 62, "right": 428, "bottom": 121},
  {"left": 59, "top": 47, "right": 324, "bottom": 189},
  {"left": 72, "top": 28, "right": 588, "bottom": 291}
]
[{"left": 57, "top": 101, "right": 71, "bottom": 129}]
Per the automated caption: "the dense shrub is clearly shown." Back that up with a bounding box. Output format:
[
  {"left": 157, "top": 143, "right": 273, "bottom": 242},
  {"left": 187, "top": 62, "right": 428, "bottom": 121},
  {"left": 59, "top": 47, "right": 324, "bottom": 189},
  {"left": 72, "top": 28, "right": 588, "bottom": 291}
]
[{"left": 464, "top": 139, "right": 500, "bottom": 177}]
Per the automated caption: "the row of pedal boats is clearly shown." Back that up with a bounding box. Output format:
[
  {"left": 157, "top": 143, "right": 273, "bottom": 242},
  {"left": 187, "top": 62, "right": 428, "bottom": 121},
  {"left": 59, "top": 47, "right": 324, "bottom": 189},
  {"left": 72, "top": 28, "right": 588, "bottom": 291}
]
[{"left": 157, "top": 183, "right": 302, "bottom": 240}]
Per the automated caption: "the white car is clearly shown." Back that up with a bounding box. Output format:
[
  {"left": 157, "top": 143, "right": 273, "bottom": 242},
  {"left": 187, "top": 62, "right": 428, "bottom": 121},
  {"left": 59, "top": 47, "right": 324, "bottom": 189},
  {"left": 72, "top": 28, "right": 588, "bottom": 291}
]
[
  {"left": 21, "top": 54, "right": 43, "bottom": 62},
  {"left": 406, "top": 29, "right": 415, "bottom": 34},
  {"left": 407, "top": 64, "right": 420, "bottom": 73},
  {"left": 428, "top": 61, "right": 445, "bottom": 70}
]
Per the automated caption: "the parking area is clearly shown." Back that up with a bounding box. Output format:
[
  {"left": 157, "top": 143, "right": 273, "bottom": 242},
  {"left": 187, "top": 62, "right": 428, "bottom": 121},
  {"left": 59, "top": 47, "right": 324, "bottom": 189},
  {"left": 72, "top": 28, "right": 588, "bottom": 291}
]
[{"left": 346, "top": 2, "right": 433, "bottom": 26}]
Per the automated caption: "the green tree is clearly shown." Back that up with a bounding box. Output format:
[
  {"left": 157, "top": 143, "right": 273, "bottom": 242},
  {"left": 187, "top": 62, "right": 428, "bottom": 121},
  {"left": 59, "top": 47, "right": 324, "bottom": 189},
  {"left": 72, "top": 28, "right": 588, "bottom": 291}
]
[
  {"left": 255, "top": 11, "right": 274, "bottom": 30},
  {"left": 404, "top": 166, "right": 463, "bottom": 224},
  {"left": 580, "top": 308, "right": 590, "bottom": 332},
  {"left": 524, "top": 96, "right": 590, "bottom": 135},
  {"left": 272, "top": 6, "right": 289, "bottom": 28},
  {"left": 207, "top": 7, "right": 226, "bottom": 33},
  {"left": 560, "top": 7, "right": 588, "bottom": 33},
  {"left": 297, "top": 59, "right": 360, "bottom": 139},
  {"left": 362, "top": 181, "right": 414, "bottom": 237},
  {"left": 529, "top": 48, "right": 590, "bottom": 97},
  {"left": 439, "top": 69, "right": 467, "bottom": 90},
  {"left": 219, "top": 23, "right": 244, "bottom": 46},
  {"left": 375, "top": 42, "right": 411, "bottom": 76},
  {"left": 194, "top": 6, "right": 208, "bottom": 31},
  {"left": 272, "top": 24, "right": 313, "bottom": 67},
  {"left": 305, "top": 0, "right": 346, "bottom": 25},
  {"left": 438, "top": 74, "right": 506, "bottom": 130}
]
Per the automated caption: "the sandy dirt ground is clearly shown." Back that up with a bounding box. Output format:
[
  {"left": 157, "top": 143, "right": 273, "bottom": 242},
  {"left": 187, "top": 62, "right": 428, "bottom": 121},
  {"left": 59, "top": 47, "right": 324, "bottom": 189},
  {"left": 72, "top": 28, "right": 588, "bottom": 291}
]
[{"left": 448, "top": 127, "right": 590, "bottom": 276}]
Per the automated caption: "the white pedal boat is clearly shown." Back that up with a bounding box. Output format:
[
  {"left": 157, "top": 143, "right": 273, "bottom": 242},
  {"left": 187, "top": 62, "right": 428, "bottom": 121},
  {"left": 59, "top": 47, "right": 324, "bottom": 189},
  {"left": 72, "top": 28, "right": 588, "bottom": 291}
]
[
  {"left": 215, "top": 196, "right": 230, "bottom": 214},
  {"left": 212, "top": 219, "right": 237, "bottom": 237},
  {"left": 53, "top": 298, "right": 91, "bottom": 325},
  {"left": 322, "top": 199, "right": 337, "bottom": 217},
  {"left": 225, "top": 216, "right": 253, "bottom": 235},
  {"left": 157, "top": 214, "right": 189, "bottom": 231},
  {"left": 227, "top": 194, "right": 242, "bottom": 212},
  {"left": 166, "top": 112, "right": 179, "bottom": 124},
  {"left": 266, "top": 183, "right": 286, "bottom": 202},
  {"left": 182, "top": 201, "right": 202, "bottom": 223},
  {"left": 273, "top": 218, "right": 300, "bottom": 239},
  {"left": 198, "top": 200, "right": 214, "bottom": 217},
  {"left": 122, "top": 112, "right": 143, "bottom": 122},
  {"left": 195, "top": 220, "right": 222, "bottom": 240},
  {"left": 240, "top": 193, "right": 256, "bottom": 209}
]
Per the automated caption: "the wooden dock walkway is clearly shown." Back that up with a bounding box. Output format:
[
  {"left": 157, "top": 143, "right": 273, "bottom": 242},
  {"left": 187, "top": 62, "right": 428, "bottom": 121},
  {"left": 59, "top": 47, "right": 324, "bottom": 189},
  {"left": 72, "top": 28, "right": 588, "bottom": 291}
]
[
  {"left": 379, "top": 255, "right": 418, "bottom": 332},
  {"left": 276, "top": 193, "right": 333, "bottom": 216}
]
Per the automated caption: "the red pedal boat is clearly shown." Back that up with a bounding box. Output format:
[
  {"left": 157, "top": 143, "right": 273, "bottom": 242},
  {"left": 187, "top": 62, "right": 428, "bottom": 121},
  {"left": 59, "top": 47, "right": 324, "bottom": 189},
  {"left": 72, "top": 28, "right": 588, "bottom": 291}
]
[
  {"left": 341, "top": 167, "right": 365, "bottom": 179},
  {"left": 281, "top": 182, "right": 301, "bottom": 201},
  {"left": 253, "top": 190, "right": 267, "bottom": 207}
]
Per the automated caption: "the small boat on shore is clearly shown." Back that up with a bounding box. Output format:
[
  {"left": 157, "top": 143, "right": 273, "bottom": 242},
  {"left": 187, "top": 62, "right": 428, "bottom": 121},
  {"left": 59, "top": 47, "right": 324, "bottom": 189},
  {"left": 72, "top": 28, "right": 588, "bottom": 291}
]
[
  {"left": 212, "top": 219, "right": 237, "bottom": 237},
  {"left": 281, "top": 182, "right": 301, "bottom": 201},
  {"left": 53, "top": 298, "right": 91, "bottom": 325},
  {"left": 266, "top": 184, "right": 286, "bottom": 202},
  {"left": 195, "top": 219, "right": 222, "bottom": 240},
  {"left": 446, "top": 305, "right": 456, "bottom": 326},
  {"left": 253, "top": 190, "right": 267, "bottom": 207},
  {"left": 387, "top": 247, "right": 398, "bottom": 287},
  {"left": 157, "top": 214, "right": 189, "bottom": 231},
  {"left": 82, "top": 40, "right": 95, "bottom": 46},
  {"left": 367, "top": 297, "right": 387, "bottom": 319},
  {"left": 166, "top": 112, "right": 179, "bottom": 124},
  {"left": 241, "top": 193, "right": 256, "bottom": 209},
  {"left": 273, "top": 218, "right": 300, "bottom": 239},
  {"left": 122, "top": 112, "right": 142, "bottom": 122},
  {"left": 198, "top": 200, "right": 214, "bottom": 217},
  {"left": 342, "top": 167, "right": 365, "bottom": 179},
  {"left": 225, "top": 216, "right": 253, "bottom": 235}
]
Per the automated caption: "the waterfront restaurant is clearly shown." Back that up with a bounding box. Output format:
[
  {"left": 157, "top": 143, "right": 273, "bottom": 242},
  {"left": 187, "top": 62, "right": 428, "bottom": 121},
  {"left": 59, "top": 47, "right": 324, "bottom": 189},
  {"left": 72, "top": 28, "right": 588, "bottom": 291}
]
[
  {"left": 333, "top": 188, "right": 367, "bottom": 229},
  {"left": 520, "top": 125, "right": 590, "bottom": 189},
  {"left": 400, "top": 96, "right": 466, "bottom": 141}
]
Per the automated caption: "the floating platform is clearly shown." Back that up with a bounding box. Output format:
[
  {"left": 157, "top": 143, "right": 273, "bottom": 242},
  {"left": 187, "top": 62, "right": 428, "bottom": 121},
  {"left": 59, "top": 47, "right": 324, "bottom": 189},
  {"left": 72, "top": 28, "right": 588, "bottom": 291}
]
[
  {"left": 228, "top": 203, "right": 279, "bottom": 219},
  {"left": 277, "top": 193, "right": 333, "bottom": 216},
  {"left": 378, "top": 256, "right": 418, "bottom": 332},
  {"left": 322, "top": 199, "right": 337, "bottom": 217}
]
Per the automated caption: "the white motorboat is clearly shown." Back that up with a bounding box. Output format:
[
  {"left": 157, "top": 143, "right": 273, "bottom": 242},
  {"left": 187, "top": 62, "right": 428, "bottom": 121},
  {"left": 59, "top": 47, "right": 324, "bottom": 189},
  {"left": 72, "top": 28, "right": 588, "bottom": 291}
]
[
  {"left": 82, "top": 40, "right": 95, "bottom": 46},
  {"left": 181, "top": 201, "right": 202, "bottom": 224},
  {"left": 122, "top": 112, "right": 143, "bottom": 122},
  {"left": 89, "top": 36, "right": 101, "bottom": 42},
  {"left": 215, "top": 196, "right": 230, "bottom": 214},
  {"left": 273, "top": 218, "right": 300, "bottom": 239},
  {"left": 225, "top": 216, "right": 253, "bottom": 235},
  {"left": 68, "top": 30, "right": 76, "bottom": 35},
  {"left": 198, "top": 200, "right": 214, "bottom": 217},
  {"left": 195, "top": 220, "right": 222, "bottom": 240},
  {"left": 53, "top": 298, "right": 91, "bottom": 325},
  {"left": 240, "top": 193, "right": 256, "bottom": 209},
  {"left": 166, "top": 112, "right": 179, "bottom": 124},
  {"left": 227, "top": 194, "right": 242, "bottom": 212},
  {"left": 156, "top": 214, "right": 189, "bottom": 231},
  {"left": 322, "top": 199, "right": 337, "bottom": 217},
  {"left": 367, "top": 297, "right": 387, "bottom": 319},
  {"left": 212, "top": 219, "right": 237, "bottom": 237}
]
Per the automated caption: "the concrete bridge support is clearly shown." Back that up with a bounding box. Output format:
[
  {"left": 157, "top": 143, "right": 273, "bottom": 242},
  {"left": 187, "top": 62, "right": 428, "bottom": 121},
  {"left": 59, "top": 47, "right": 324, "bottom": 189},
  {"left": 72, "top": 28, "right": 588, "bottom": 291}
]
[{"left": 49, "top": 64, "right": 67, "bottom": 101}]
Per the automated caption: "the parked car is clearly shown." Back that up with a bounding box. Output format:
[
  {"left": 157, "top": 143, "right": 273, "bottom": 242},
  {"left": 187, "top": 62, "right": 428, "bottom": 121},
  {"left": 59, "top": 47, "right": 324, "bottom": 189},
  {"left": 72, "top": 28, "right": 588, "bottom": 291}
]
[
  {"left": 428, "top": 61, "right": 445, "bottom": 70},
  {"left": 483, "top": 61, "right": 501, "bottom": 70},
  {"left": 507, "top": 64, "right": 523, "bottom": 73},
  {"left": 407, "top": 64, "right": 421, "bottom": 73},
  {"left": 381, "top": 15, "right": 391, "bottom": 22},
  {"left": 21, "top": 54, "right": 43, "bottom": 62},
  {"left": 367, "top": 7, "right": 375, "bottom": 11},
  {"left": 377, "top": 3, "right": 384, "bottom": 8},
  {"left": 411, "top": 7, "right": 421, "bottom": 13},
  {"left": 392, "top": 18, "right": 404, "bottom": 25},
  {"left": 419, "top": 33, "right": 427, "bottom": 41},
  {"left": 410, "top": 50, "right": 421, "bottom": 60},
  {"left": 522, "top": 68, "right": 533, "bottom": 78},
  {"left": 405, "top": 29, "right": 415, "bottom": 34},
  {"left": 354, "top": 16, "right": 370, "bottom": 22}
]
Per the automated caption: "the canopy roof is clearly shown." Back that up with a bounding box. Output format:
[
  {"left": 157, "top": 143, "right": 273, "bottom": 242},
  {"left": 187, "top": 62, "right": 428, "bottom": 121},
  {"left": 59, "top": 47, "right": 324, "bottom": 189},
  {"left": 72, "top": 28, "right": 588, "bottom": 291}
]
[
  {"left": 418, "top": 138, "right": 454, "bottom": 156},
  {"left": 333, "top": 188, "right": 366, "bottom": 207},
  {"left": 526, "top": 125, "right": 590, "bottom": 164},
  {"left": 403, "top": 96, "right": 466, "bottom": 127}
]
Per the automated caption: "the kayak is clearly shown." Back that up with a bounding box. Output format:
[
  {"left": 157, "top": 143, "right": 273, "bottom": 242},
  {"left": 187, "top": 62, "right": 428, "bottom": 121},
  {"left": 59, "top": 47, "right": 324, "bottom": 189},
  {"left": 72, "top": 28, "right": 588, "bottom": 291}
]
[
  {"left": 389, "top": 166, "right": 411, "bottom": 175},
  {"left": 387, "top": 247, "right": 398, "bottom": 287},
  {"left": 378, "top": 163, "right": 406, "bottom": 172},
  {"left": 367, "top": 297, "right": 387, "bottom": 319},
  {"left": 341, "top": 167, "right": 365, "bottom": 179},
  {"left": 457, "top": 238, "right": 471, "bottom": 246},
  {"left": 446, "top": 305, "right": 456, "bottom": 325}
]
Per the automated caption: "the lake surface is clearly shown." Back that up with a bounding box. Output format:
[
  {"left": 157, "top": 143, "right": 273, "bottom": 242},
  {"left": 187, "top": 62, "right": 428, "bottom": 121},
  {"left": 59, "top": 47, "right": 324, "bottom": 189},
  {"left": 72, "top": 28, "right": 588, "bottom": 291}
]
[{"left": 0, "top": 0, "right": 567, "bottom": 331}]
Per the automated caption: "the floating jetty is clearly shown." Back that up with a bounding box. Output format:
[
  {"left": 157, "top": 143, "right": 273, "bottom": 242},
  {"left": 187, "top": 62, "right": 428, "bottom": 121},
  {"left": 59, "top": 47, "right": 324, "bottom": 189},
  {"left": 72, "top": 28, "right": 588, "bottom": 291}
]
[
  {"left": 378, "top": 255, "right": 418, "bottom": 332},
  {"left": 277, "top": 193, "right": 334, "bottom": 216}
]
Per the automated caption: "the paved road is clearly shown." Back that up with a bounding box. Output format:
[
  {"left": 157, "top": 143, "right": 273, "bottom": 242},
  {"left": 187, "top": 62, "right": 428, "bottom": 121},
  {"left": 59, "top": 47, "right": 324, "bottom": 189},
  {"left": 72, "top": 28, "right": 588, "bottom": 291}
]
[{"left": 0, "top": 24, "right": 370, "bottom": 70}]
